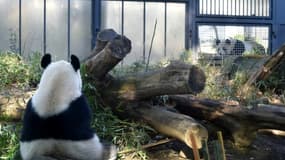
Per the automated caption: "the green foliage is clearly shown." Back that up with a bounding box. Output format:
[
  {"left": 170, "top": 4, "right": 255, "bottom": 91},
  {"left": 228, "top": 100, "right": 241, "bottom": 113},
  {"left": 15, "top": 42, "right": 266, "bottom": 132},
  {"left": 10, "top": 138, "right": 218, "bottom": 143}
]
[
  {"left": 179, "top": 50, "right": 193, "bottom": 62},
  {"left": 198, "top": 61, "right": 258, "bottom": 104},
  {"left": 233, "top": 34, "right": 245, "bottom": 41},
  {"left": 0, "top": 123, "right": 21, "bottom": 160},
  {"left": 0, "top": 52, "right": 41, "bottom": 90}
]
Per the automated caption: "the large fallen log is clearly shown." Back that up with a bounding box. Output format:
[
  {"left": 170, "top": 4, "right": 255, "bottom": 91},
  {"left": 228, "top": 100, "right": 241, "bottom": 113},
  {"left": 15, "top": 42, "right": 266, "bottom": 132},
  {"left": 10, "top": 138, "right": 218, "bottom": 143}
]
[
  {"left": 100, "top": 61, "right": 206, "bottom": 102},
  {"left": 170, "top": 95, "right": 285, "bottom": 146},
  {"left": 126, "top": 102, "right": 208, "bottom": 149},
  {"left": 84, "top": 29, "right": 208, "bottom": 149}
]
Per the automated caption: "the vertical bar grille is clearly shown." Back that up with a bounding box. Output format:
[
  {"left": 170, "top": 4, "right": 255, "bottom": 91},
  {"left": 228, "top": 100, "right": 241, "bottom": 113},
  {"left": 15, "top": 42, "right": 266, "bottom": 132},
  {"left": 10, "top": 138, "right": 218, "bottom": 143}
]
[{"left": 198, "top": 0, "right": 270, "bottom": 17}]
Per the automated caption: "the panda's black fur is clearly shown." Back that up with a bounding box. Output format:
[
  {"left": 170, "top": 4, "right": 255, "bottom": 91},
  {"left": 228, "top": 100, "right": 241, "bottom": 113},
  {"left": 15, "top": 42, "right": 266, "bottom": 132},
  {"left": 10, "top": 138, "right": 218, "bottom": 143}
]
[
  {"left": 21, "top": 95, "right": 93, "bottom": 141},
  {"left": 216, "top": 38, "right": 245, "bottom": 55},
  {"left": 20, "top": 54, "right": 116, "bottom": 160}
]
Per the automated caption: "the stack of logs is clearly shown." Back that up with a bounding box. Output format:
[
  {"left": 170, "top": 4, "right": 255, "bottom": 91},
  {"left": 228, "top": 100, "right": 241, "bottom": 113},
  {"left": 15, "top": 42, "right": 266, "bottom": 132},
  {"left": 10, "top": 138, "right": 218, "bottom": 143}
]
[{"left": 84, "top": 29, "right": 285, "bottom": 149}]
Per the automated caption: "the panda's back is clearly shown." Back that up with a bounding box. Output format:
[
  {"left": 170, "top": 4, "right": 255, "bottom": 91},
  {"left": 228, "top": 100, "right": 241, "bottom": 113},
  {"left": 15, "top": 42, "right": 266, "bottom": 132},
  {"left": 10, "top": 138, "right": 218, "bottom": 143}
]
[{"left": 21, "top": 95, "right": 94, "bottom": 142}]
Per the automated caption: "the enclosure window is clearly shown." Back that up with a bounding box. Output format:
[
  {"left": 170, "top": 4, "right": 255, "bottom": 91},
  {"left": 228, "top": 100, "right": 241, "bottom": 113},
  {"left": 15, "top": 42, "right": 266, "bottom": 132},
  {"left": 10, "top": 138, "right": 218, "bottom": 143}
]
[
  {"left": 101, "top": 0, "right": 186, "bottom": 64},
  {"left": 0, "top": 0, "right": 19, "bottom": 53},
  {"left": 198, "top": 0, "right": 271, "bottom": 17},
  {"left": 198, "top": 25, "right": 269, "bottom": 56},
  {"left": 70, "top": 0, "right": 92, "bottom": 61},
  {"left": 22, "top": 0, "right": 43, "bottom": 57},
  {"left": 0, "top": 0, "right": 93, "bottom": 61}
]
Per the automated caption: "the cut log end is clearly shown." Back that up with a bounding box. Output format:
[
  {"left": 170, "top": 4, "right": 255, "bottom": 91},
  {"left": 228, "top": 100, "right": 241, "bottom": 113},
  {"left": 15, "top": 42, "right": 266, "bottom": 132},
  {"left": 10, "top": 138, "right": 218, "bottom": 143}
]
[
  {"left": 97, "top": 29, "right": 118, "bottom": 42},
  {"left": 185, "top": 124, "right": 208, "bottom": 149},
  {"left": 188, "top": 65, "right": 206, "bottom": 93},
  {"left": 108, "top": 35, "right": 132, "bottom": 59}
]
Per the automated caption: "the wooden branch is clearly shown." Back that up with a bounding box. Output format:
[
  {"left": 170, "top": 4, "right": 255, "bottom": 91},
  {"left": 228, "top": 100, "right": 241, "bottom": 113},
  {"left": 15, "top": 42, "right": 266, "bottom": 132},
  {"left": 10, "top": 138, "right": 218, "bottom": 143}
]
[
  {"left": 118, "top": 138, "right": 175, "bottom": 154},
  {"left": 245, "top": 44, "right": 285, "bottom": 87},
  {"left": 170, "top": 95, "right": 285, "bottom": 146},
  {"left": 85, "top": 34, "right": 132, "bottom": 80},
  {"left": 101, "top": 61, "right": 206, "bottom": 102},
  {"left": 126, "top": 102, "right": 208, "bottom": 149}
]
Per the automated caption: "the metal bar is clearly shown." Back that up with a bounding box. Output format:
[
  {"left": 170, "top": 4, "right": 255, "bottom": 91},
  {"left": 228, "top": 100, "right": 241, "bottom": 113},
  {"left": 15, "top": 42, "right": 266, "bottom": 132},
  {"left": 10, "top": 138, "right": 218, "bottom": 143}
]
[
  {"left": 243, "top": 0, "right": 245, "bottom": 16},
  {"left": 92, "top": 0, "right": 101, "bottom": 49},
  {"left": 185, "top": 1, "right": 189, "bottom": 49},
  {"left": 209, "top": 0, "right": 210, "bottom": 15},
  {"left": 209, "top": 0, "right": 211, "bottom": 15},
  {"left": 239, "top": 0, "right": 241, "bottom": 16},
  {"left": 251, "top": 0, "right": 254, "bottom": 16},
  {"left": 44, "top": 0, "right": 46, "bottom": 54},
  {"left": 261, "top": 0, "right": 264, "bottom": 16},
  {"left": 67, "top": 0, "right": 70, "bottom": 60},
  {"left": 215, "top": 0, "right": 218, "bottom": 15},
  {"left": 121, "top": 0, "right": 124, "bottom": 36},
  {"left": 226, "top": 0, "right": 228, "bottom": 15},
  {"left": 222, "top": 0, "right": 224, "bottom": 15},
  {"left": 164, "top": 1, "right": 167, "bottom": 57},
  {"left": 246, "top": 0, "right": 247, "bottom": 16},
  {"left": 254, "top": 0, "right": 258, "bottom": 16},
  {"left": 215, "top": 0, "right": 217, "bottom": 15},
  {"left": 234, "top": 0, "right": 236, "bottom": 16},
  {"left": 19, "top": 0, "right": 21, "bottom": 55},
  {"left": 267, "top": 0, "right": 269, "bottom": 17},
  {"left": 198, "top": 0, "right": 203, "bottom": 15},
  {"left": 143, "top": 0, "right": 146, "bottom": 63}
]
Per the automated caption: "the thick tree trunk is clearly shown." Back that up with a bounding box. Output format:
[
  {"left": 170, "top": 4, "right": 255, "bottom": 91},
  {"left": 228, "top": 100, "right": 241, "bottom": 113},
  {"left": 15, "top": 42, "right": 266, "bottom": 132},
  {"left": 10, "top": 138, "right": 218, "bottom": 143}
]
[
  {"left": 85, "top": 31, "right": 131, "bottom": 80},
  {"left": 170, "top": 95, "right": 285, "bottom": 146},
  {"left": 100, "top": 61, "right": 206, "bottom": 102}
]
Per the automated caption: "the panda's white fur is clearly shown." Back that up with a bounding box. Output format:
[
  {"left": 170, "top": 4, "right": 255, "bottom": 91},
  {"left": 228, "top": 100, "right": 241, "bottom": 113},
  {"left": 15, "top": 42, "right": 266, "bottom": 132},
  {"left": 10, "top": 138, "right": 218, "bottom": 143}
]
[
  {"left": 20, "top": 134, "right": 103, "bottom": 160},
  {"left": 20, "top": 55, "right": 116, "bottom": 160},
  {"left": 32, "top": 60, "right": 82, "bottom": 118}
]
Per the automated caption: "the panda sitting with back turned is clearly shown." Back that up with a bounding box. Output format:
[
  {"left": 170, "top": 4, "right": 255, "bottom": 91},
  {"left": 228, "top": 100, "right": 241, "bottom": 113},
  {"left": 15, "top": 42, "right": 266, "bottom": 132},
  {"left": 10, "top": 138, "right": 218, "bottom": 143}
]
[{"left": 20, "top": 54, "right": 117, "bottom": 160}]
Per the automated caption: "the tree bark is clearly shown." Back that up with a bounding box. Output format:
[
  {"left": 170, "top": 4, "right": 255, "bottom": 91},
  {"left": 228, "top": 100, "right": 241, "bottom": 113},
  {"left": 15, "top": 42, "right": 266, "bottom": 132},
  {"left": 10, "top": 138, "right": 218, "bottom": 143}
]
[
  {"left": 170, "top": 95, "right": 285, "bottom": 146},
  {"left": 126, "top": 102, "right": 208, "bottom": 149},
  {"left": 85, "top": 34, "right": 131, "bottom": 80},
  {"left": 100, "top": 61, "right": 206, "bottom": 102}
]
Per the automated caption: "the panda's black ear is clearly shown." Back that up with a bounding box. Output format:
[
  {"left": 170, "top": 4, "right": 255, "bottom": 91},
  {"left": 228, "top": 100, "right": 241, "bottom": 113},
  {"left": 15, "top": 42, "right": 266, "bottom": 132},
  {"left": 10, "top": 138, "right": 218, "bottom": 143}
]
[
  {"left": 225, "top": 39, "right": 231, "bottom": 45},
  {"left": 71, "top": 55, "right": 80, "bottom": 71},
  {"left": 41, "top": 54, "right": 51, "bottom": 69}
]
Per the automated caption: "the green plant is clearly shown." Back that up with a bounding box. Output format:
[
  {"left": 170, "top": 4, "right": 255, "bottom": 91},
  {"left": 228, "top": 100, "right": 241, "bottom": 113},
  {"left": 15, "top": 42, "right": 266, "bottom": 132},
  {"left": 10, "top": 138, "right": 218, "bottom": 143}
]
[
  {"left": 0, "top": 123, "right": 21, "bottom": 160},
  {"left": 0, "top": 52, "right": 29, "bottom": 89},
  {"left": 233, "top": 34, "right": 245, "bottom": 41},
  {"left": 179, "top": 50, "right": 193, "bottom": 63},
  {"left": 0, "top": 52, "right": 41, "bottom": 90}
]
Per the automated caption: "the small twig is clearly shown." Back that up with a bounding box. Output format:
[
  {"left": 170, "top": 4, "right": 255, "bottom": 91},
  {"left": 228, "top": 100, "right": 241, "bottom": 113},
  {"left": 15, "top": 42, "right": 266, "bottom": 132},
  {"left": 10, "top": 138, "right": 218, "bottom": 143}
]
[
  {"left": 217, "top": 131, "right": 226, "bottom": 160},
  {"left": 145, "top": 19, "right": 157, "bottom": 72},
  {"left": 190, "top": 133, "right": 200, "bottom": 160},
  {"left": 118, "top": 138, "right": 175, "bottom": 154},
  {"left": 202, "top": 139, "right": 210, "bottom": 160}
]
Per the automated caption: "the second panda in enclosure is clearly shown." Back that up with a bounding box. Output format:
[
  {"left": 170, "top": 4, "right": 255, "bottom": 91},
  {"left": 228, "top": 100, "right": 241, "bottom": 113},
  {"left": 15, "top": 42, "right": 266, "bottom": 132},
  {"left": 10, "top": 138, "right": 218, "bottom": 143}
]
[
  {"left": 215, "top": 38, "right": 266, "bottom": 55},
  {"left": 20, "top": 54, "right": 117, "bottom": 160},
  {"left": 215, "top": 38, "right": 245, "bottom": 55}
]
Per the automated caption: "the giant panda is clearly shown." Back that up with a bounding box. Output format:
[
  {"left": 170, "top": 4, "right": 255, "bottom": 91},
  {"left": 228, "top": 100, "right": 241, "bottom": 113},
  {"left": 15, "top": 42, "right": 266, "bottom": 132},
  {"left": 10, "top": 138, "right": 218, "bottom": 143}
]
[
  {"left": 20, "top": 54, "right": 117, "bottom": 160},
  {"left": 215, "top": 38, "right": 245, "bottom": 55}
]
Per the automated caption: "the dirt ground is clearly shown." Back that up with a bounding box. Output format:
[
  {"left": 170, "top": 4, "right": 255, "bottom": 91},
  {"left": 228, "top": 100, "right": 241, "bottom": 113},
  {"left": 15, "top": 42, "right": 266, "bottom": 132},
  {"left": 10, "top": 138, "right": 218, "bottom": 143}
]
[{"left": 146, "top": 132, "right": 285, "bottom": 160}]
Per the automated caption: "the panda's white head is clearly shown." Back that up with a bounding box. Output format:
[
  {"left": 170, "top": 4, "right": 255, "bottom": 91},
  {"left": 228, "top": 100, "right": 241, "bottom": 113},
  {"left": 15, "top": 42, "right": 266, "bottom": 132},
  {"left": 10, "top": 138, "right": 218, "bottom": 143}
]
[{"left": 32, "top": 54, "right": 83, "bottom": 117}]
